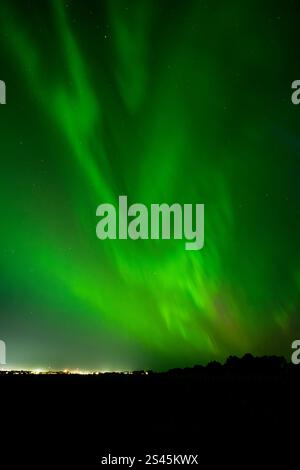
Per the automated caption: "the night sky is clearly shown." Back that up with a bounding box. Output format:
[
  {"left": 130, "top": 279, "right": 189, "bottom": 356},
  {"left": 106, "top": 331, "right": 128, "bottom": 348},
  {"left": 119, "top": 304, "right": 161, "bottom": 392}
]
[{"left": 0, "top": 0, "right": 300, "bottom": 371}]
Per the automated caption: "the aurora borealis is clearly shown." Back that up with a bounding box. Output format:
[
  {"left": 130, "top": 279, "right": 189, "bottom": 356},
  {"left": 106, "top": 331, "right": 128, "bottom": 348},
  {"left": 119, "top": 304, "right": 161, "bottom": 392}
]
[{"left": 0, "top": 0, "right": 300, "bottom": 371}]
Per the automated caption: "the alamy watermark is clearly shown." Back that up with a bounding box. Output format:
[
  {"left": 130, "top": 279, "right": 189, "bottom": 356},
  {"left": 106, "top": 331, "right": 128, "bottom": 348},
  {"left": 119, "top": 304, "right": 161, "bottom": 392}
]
[
  {"left": 291, "top": 340, "right": 300, "bottom": 365},
  {"left": 0, "top": 80, "right": 6, "bottom": 104},
  {"left": 0, "top": 340, "right": 6, "bottom": 365},
  {"left": 96, "top": 196, "right": 204, "bottom": 251}
]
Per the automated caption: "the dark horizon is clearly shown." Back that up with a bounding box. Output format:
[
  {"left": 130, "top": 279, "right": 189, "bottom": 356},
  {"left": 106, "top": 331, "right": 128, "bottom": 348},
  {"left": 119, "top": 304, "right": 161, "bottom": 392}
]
[{"left": 0, "top": 352, "right": 296, "bottom": 375}]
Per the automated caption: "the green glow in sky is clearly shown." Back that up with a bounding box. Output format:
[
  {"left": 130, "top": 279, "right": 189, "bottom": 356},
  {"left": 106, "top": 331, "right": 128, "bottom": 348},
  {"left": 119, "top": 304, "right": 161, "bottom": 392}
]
[{"left": 0, "top": 0, "right": 299, "bottom": 370}]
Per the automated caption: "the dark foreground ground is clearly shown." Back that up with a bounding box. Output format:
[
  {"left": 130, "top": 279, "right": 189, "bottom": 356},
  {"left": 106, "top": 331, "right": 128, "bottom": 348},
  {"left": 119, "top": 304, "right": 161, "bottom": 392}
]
[{"left": 1, "top": 355, "right": 299, "bottom": 467}]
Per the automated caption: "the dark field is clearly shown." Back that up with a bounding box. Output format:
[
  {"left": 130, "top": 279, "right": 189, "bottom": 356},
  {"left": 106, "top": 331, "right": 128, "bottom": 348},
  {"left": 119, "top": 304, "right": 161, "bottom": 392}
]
[{"left": 1, "top": 356, "right": 299, "bottom": 467}]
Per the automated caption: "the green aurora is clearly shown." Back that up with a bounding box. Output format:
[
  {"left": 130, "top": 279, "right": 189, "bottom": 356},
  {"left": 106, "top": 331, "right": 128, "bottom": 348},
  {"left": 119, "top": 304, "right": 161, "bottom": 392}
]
[{"left": 0, "top": 0, "right": 300, "bottom": 370}]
